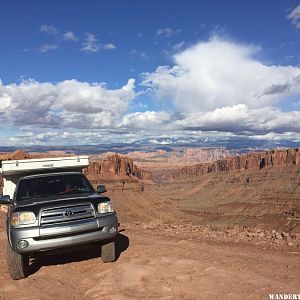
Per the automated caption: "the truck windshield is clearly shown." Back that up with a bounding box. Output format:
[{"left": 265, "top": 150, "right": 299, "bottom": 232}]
[{"left": 17, "top": 174, "right": 94, "bottom": 201}]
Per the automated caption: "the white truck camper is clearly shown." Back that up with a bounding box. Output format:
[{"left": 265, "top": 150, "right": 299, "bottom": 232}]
[{"left": 0, "top": 156, "right": 90, "bottom": 198}]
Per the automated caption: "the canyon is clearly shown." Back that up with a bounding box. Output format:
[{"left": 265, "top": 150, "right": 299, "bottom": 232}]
[
  {"left": 151, "top": 147, "right": 300, "bottom": 182},
  {"left": 0, "top": 147, "right": 299, "bottom": 299},
  {"left": 1, "top": 147, "right": 300, "bottom": 191}
]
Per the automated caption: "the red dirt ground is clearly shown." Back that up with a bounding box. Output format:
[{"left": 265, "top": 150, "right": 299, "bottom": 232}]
[{"left": 0, "top": 164, "right": 299, "bottom": 299}]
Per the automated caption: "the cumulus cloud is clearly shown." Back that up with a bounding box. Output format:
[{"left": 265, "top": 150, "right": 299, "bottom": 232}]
[
  {"left": 176, "top": 105, "right": 300, "bottom": 134},
  {"left": 142, "top": 36, "right": 300, "bottom": 113},
  {"left": 81, "top": 33, "right": 116, "bottom": 53},
  {"left": 287, "top": 4, "right": 300, "bottom": 29},
  {"left": 55, "top": 79, "right": 135, "bottom": 114},
  {"left": 59, "top": 111, "right": 115, "bottom": 129},
  {"left": 2, "top": 36, "right": 300, "bottom": 146},
  {"left": 0, "top": 78, "right": 136, "bottom": 128},
  {"left": 119, "top": 111, "right": 171, "bottom": 129},
  {"left": 63, "top": 31, "right": 78, "bottom": 42}
]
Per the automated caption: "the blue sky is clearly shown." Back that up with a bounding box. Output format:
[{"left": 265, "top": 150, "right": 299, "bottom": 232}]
[{"left": 0, "top": 0, "right": 300, "bottom": 146}]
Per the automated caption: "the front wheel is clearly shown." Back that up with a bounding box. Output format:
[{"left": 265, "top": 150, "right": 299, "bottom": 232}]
[
  {"left": 7, "top": 242, "right": 29, "bottom": 280},
  {"left": 101, "top": 240, "right": 116, "bottom": 263}
]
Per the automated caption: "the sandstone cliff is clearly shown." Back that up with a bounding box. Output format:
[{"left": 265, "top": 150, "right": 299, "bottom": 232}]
[
  {"left": 155, "top": 147, "right": 300, "bottom": 181},
  {"left": 168, "top": 147, "right": 231, "bottom": 165},
  {"left": 120, "top": 147, "right": 231, "bottom": 169}
]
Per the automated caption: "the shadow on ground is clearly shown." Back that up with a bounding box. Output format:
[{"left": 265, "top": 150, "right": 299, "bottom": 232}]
[{"left": 28, "top": 233, "right": 129, "bottom": 277}]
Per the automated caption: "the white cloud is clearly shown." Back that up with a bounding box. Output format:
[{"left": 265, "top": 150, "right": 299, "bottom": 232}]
[
  {"left": 59, "top": 111, "right": 115, "bottom": 129},
  {"left": 142, "top": 36, "right": 300, "bottom": 113},
  {"left": 81, "top": 33, "right": 100, "bottom": 52},
  {"left": 63, "top": 31, "right": 78, "bottom": 42},
  {"left": 0, "top": 78, "right": 136, "bottom": 129},
  {"left": 2, "top": 35, "right": 300, "bottom": 146},
  {"left": 81, "top": 33, "right": 116, "bottom": 53},
  {"left": 157, "top": 27, "right": 181, "bottom": 37},
  {"left": 176, "top": 105, "right": 300, "bottom": 134},
  {"left": 40, "top": 25, "right": 78, "bottom": 42},
  {"left": 55, "top": 79, "right": 135, "bottom": 114},
  {"left": 40, "top": 24, "right": 59, "bottom": 35},
  {"left": 119, "top": 111, "right": 171, "bottom": 129},
  {"left": 287, "top": 4, "right": 300, "bottom": 29},
  {"left": 0, "top": 129, "right": 153, "bottom": 146},
  {"left": 37, "top": 44, "right": 58, "bottom": 53},
  {"left": 103, "top": 43, "right": 116, "bottom": 50},
  {"left": 249, "top": 132, "right": 300, "bottom": 141}
]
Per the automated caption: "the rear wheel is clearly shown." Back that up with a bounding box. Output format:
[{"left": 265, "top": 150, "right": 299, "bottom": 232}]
[
  {"left": 7, "top": 242, "right": 29, "bottom": 280},
  {"left": 101, "top": 240, "right": 116, "bottom": 263}
]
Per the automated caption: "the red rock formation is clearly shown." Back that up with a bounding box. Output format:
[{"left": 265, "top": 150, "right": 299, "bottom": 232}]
[
  {"left": 169, "top": 148, "right": 231, "bottom": 164},
  {"left": 84, "top": 154, "right": 133, "bottom": 176},
  {"left": 164, "top": 147, "right": 300, "bottom": 181},
  {"left": 83, "top": 153, "right": 150, "bottom": 182},
  {"left": 0, "top": 150, "right": 29, "bottom": 163}
]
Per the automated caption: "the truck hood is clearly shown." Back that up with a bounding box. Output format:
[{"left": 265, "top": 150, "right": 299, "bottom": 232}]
[{"left": 13, "top": 193, "right": 110, "bottom": 213}]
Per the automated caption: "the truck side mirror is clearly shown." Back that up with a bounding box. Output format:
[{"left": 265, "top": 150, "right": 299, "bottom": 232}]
[
  {"left": 0, "top": 195, "right": 11, "bottom": 205},
  {"left": 97, "top": 185, "right": 107, "bottom": 194}
]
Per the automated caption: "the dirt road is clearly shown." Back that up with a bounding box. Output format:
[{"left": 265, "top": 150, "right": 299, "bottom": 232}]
[{"left": 0, "top": 215, "right": 299, "bottom": 300}]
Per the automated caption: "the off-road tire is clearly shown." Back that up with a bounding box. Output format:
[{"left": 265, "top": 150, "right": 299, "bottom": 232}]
[
  {"left": 7, "top": 242, "right": 29, "bottom": 280},
  {"left": 101, "top": 240, "right": 116, "bottom": 263}
]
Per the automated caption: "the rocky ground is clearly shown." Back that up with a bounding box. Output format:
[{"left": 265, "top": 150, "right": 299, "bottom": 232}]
[
  {"left": 124, "top": 222, "right": 300, "bottom": 248},
  {"left": 0, "top": 212, "right": 299, "bottom": 300},
  {"left": 0, "top": 150, "right": 299, "bottom": 299}
]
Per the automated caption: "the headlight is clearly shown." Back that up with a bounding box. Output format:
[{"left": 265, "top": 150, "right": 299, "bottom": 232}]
[
  {"left": 11, "top": 212, "right": 36, "bottom": 227},
  {"left": 98, "top": 202, "right": 114, "bottom": 214}
]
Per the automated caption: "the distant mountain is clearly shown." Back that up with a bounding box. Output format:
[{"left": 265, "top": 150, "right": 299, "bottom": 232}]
[
  {"left": 130, "top": 136, "right": 299, "bottom": 153},
  {"left": 0, "top": 136, "right": 299, "bottom": 155}
]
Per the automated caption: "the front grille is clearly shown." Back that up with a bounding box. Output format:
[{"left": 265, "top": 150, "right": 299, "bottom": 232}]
[{"left": 40, "top": 203, "right": 95, "bottom": 225}]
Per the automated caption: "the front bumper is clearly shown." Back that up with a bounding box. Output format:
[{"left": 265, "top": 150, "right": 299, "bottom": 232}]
[{"left": 9, "top": 214, "right": 118, "bottom": 254}]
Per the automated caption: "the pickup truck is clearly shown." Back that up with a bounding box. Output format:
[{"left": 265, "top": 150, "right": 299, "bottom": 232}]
[{"left": 0, "top": 156, "right": 118, "bottom": 280}]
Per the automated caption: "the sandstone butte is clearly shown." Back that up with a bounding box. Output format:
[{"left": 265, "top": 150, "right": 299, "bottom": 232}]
[{"left": 83, "top": 153, "right": 152, "bottom": 182}]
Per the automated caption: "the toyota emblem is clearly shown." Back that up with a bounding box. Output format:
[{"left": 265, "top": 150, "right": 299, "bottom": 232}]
[{"left": 64, "top": 209, "right": 73, "bottom": 217}]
